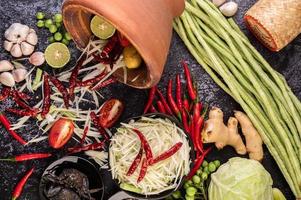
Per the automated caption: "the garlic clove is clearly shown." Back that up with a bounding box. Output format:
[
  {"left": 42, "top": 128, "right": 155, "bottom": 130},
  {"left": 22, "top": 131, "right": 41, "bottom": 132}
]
[
  {"left": 0, "top": 72, "right": 15, "bottom": 87},
  {"left": 29, "top": 28, "right": 36, "bottom": 34},
  {"left": 219, "top": 2, "right": 238, "bottom": 17},
  {"left": 21, "top": 42, "right": 35, "bottom": 56},
  {"left": 26, "top": 32, "right": 38, "bottom": 46},
  {"left": 4, "top": 40, "right": 14, "bottom": 52},
  {"left": 11, "top": 44, "right": 23, "bottom": 58},
  {"left": 0, "top": 60, "right": 14, "bottom": 72},
  {"left": 29, "top": 52, "right": 45, "bottom": 66},
  {"left": 5, "top": 23, "right": 30, "bottom": 43},
  {"left": 12, "top": 68, "right": 28, "bottom": 83},
  {"left": 212, "top": 0, "right": 226, "bottom": 7}
]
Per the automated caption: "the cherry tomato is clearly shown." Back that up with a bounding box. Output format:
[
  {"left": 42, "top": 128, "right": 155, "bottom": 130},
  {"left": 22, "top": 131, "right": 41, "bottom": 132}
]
[
  {"left": 99, "top": 99, "right": 124, "bottom": 128},
  {"left": 49, "top": 118, "right": 75, "bottom": 149},
  {"left": 117, "top": 31, "right": 131, "bottom": 47}
]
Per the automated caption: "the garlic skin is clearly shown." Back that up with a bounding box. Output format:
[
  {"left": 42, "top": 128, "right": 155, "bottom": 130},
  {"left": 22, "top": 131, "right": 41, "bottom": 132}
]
[
  {"left": 12, "top": 68, "right": 28, "bottom": 83},
  {"left": 4, "top": 23, "right": 38, "bottom": 57},
  {"left": 219, "top": 2, "right": 238, "bottom": 17},
  {"left": 0, "top": 72, "right": 15, "bottom": 87},
  {"left": 212, "top": 0, "right": 226, "bottom": 7},
  {"left": 11, "top": 44, "right": 23, "bottom": 58},
  {"left": 0, "top": 60, "right": 14, "bottom": 72},
  {"left": 29, "top": 52, "right": 45, "bottom": 66},
  {"left": 21, "top": 42, "right": 35, "bottom": 56}
]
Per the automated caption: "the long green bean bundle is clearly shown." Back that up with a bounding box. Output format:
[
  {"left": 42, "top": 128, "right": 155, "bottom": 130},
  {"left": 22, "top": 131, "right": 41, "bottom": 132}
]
[{"left": 173, "top": 0, "right": 301, "bottom": 198}]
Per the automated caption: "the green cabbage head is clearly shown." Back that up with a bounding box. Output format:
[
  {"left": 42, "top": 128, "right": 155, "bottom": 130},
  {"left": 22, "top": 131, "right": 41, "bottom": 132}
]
[{"left": 209, "top": 157, "right": 273, "bottom": 200}]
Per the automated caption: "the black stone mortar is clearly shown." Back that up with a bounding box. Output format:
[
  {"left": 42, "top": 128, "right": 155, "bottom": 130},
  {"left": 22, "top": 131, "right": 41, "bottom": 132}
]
[{"left": 0, "top": 0, "right": 300, "bottom": 199}]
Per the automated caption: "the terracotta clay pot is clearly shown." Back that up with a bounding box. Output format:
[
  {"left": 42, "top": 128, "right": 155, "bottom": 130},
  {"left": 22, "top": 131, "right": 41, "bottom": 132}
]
[{"left": 62, "top": 0, "right": 184, "bottom": 89}]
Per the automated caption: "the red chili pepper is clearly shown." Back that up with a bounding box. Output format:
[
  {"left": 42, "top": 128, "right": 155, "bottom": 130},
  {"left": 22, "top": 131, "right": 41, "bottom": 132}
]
[
  {"left": 0, "top": 112, "right": 26, "bottom": 145},
  {"left": 49, "top": 75, "right": 69, "bottom": 108},
  {"left": 186, "top": 147, "right": 212, "bottom": 179},
  {"left": 0, "top": 87, "right": 11, "bottom": 101},
  {"left": 156, "top": 100, "right": 166, "bottom": 114},
  {"left": 77, "top": 71, "right": 106, "bottom": 87},
  {"left": 156, "top": 88, "right": 173, "bottom": 115},
  {"left": 181, "top": 110, "right": 190, "bottom": 134},
  {"left": 137, "top": 158, "right": 148, "bottom": 183},
  {"left": 69, "top": 56, "right": 85, "bottom": 100},
  {"left": 150, "top": 142, "right": 183, "bottom": 165},
  {"left": 176, "top": 74, "right": 183, "bottom": 111},
  {"left": 12, "top": 167, "right": 34, "bottom": 200},
  {"left": 0, "top": 153, "right": 52, "bottom": 162},
  {"left": 80, "top": 125, "right": 89, "bottom": 146},
  {"left": 6, "top": 108, "right": 38, "bottom": 117},
  {"left": 101, "top": 34, "right": 119, "bottom": 58},
  {"left": 182, "top": 61, "right": 197, "bottom": 102},
  {"left": 183, "top": 94, "right": 190, "bottom": 112},
  {"left": 193, "top": 101, "right": 202, "bottom": 125},
  {"left": 12, "top": 90, "right": 30, "bottom": 101},
  {"left": 132, "top": 128, "right": 153, "bottom": 164},
  {"left": 126, "top": 144, "right": 143, "bottom": 176},
  {"left": 91, "top": 78, "right": 117, "bottom": 91},
  {"left": 167, "top": 79, "right": 181, "bottom": 120},
  {"left": 143, "top": 87, "right": 156, "bottom": 114},
  {"left": 90, "top": 112, "right": 109, "bottom": 140},
  {"left": 41, "top": 74, "right": 51, "bottom": 118},
  {"left": 68, "top": 141, "right": 105, "bottom": 154},
  {"left": 149, "top": 105, "right": 157, "bottom": 113},
  {"left": 194, "top": 117, "right": 204, "bottom": 153}
]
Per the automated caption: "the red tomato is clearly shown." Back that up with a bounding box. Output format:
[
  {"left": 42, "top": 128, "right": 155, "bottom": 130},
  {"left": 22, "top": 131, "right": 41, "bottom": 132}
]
[
  {"left": 99, "top": 99, "right": 124, "bottom": 128},
  {"left": 117, "top": 31, "right": 131, "bottom": 47},
  {"left": 49, "top": 118, "right": 75, "bottom": 149}
]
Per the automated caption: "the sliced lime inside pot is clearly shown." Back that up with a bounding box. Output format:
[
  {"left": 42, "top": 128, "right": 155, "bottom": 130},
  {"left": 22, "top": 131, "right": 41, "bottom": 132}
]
[
  {"left": 45, "top": 42, "right": 71, "bottom": 68},
  {"left": 90, "top": 15, "right": 116, "bottom": 39}
]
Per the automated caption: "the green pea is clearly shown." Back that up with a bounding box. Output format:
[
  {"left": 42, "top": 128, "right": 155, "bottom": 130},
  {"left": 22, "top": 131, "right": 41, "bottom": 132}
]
[
  {"left": 36, "top": 12, "right": 45, "bottom": 20},
  {"left": 185, "top": 195, "right": 195, "bottom": 200},
  {"left": 213, "top": 160, "right": 221, "bottom": 168},
  {"left": 54, "top": 32, "right": 63, "bottom": 41},
  {"left": 186, "top": 187, "right": 197, "bottom": 196},
  {"left": 64, "top": 32, "right": 72, "bottom": 41},
  {"left": 202, "top": 160, "right": 208, "bottom": 168},
  {"left": 55, "top": 22, "right": 62, "bottom": 28},
  {"left": 201, "top": 172, "right": 208, "bottom": 180},
  {"left": 49, "top": 25, "right": 58, "bottom": 33},
  {"left": 184, "top": 182, "right": 190, "bottom": 189},
  {"left": 172, "top": 191, "right": 182, "bottom": 199},
  {"left": 36, "top": 20, "right": 45, "bottom": 28},
  {"left": 203, "top": 166, "right": 209, "bottom": 173},
  {"left": 54, "top": 13, "right": 63, "bottom": 23},
  {"left": 45, "top": 19, "right": 53, "bottom": 28},
  {"left": 192, "top": 175, "right": 201, "bottom": 184},
  {"left": 48, "top": 36, "right": 55, "bottom": 43},
  {"left": 196, "top": 169, "right": 202, "bottom": 175},
  {"left": 62, "top": 38, "right": 69, "bottom": 45},
  {"left": 209, "top": 162, "right": 217, "bottom": 172}
]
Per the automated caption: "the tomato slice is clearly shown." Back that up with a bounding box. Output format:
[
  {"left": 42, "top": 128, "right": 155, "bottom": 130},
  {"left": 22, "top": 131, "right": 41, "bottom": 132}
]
[
  {"left": 117, "top": 31, "right": 131, "bottom": 47},
  {"left": 49, "top": 118, "right": 75, "bottom": 149},
  {"left": 99, "top": 99, "right": 124, "bottom": 128}
]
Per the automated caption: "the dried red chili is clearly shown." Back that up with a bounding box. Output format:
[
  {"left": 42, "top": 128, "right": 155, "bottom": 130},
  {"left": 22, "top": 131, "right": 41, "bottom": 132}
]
[
  {"left": 12, "top": 167, "right": 34, "bottom": 200},
  {"left": 0, "top": 87, "right": 11, "bottom": 101},
  {"left": 80, "top": 125, "right": 89, "bottom": 146},
  {"left": 0, "top": 153, "right": 52, "bottom": 162},
  {"left": 12, "top": 90, "right": 30, "bottom": 101},
  {"left": 176, "top": 74, "right": 183, "bottom": 111},
  {"left": 0, "top": 112, "right": 26, "bottom": 145},
  {"left": 6, "top": 108, "right": 38, "bottom": 117},
  {"left": 69, "top": 56, "right": 85, "bottom": 100},
  {"left": 68, "top": 141, "right": 105, "bottom": 154},
  {"left": 143, "top": 86, "right": 156, "bottom": 114},
  {"left": 167, "top": 79, "right": 181, "bottom": 120},
  {"left": 11, "top": 91, "right": 35, "bottom": 112},
  {"left": 182, "top": 61, "right": 197, "bottom": 102},
  {"left": 126, "top": 144, "right": 143, "bottom": 176},
  {"left": 77, "top": 71, "right": 106, "bottom": 87},
  {"left": 91, "top": 78, "right": 117, "bottom": 91},
  {"left": 41, "top": 74, "right": 51, "bottom": 118},
  {"left": 150, "top": 142, "right": 183, "bottom": 165},
  {"left": 90, "top": 112, "right": 109, "bottom": 140},
  {"left": 137, "top": 158, "right": 148, "bottom": 183},
  {"left": 101, "top": 34, "right": 119, "bottom": 58},
  {"left": 156, "top": 88, "right": 173, "bottom": 115},
  {"left": 49, "top": 75, "right": 69, "bottom": 108},
  {"left": 157, "top": 100, "right": 166, "bottom": 114},
  {"left": 132, "top": 128, "right": 153, "bottom": 164}
]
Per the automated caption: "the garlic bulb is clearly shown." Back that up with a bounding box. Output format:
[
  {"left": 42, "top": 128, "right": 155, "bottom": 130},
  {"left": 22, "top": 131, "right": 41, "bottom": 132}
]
[
  {"left": 219, "top": 2, "right": 238, "bottom": 17},
  {"left": 0, "top": 60, "right": 14, "bottom": 72},
  {"left": 4, "top": 23, "right": 38, "bottom": 57},
  {"left": 12, "top": 68, "right": 28, "bottom": 83},
  {"left": 29, "top": 52, "right": 45, "bottom": 66},
  {"left": 0, "top": 72, "right": 15, "bottom": 87}
]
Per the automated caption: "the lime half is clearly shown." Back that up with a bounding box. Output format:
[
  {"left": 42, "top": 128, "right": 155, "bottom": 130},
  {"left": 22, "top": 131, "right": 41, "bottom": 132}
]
[
  {"left": 90, "top": 15, "right": 116, "bottom": 39},
  {"left": 45, "top": 43, "right": 71, "bottom": 68}
]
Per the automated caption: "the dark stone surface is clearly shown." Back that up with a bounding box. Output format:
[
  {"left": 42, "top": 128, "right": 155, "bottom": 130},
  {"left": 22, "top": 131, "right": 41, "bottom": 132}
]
[{"left": 0, "top": 0, "right": 300, "bottom": 199}]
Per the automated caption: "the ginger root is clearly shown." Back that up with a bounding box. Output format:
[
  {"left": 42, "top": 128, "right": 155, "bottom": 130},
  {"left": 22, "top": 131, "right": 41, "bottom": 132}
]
[
  {"left": 202, "top": 107, "right": 247, "bottom": 155},
  {"left": 234, "top": 111, "right": 263, "bottom": 161}
]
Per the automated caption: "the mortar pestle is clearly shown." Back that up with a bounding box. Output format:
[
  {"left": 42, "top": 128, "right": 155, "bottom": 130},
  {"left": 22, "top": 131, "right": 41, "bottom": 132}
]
[{"left": 62, "top": 0, "right": 185, "bottom": 89}]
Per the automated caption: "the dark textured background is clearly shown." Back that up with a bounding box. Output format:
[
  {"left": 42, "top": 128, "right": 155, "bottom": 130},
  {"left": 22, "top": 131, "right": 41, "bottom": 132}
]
[{"left": 0, "top": 0, "right": 300, "bottom": 199}]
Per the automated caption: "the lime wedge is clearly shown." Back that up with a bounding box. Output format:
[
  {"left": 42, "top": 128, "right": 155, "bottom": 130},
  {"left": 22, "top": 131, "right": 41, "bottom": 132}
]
[
  {"left": 90, "top": 15, "right": 116, "bottom": 39},
  {"left": 45, "top": 43, "right": 70, "bottom": 68}
]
